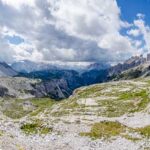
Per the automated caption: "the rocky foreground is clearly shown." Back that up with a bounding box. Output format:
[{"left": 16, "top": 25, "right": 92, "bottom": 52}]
[{"left": 1, "top": 77, "right": 150, "bottom": 150}]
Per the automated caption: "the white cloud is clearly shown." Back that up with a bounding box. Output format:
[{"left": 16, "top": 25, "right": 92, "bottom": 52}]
[
  {"left": 127, "top": 29, "right": 141, "bottom": 37},
  {"left": 133, "top": 17, "right": 150, "bottom": 52},
  {"left": 49, "top": 0, "right": 121, "bottom": 41},
  {"left": 1, "top": 0, "right": 35, "bottom": 9},
  {"left": 137, "top": 13, "right": 145, "bottom": 19},
  {"left": 12, "top": 43, "right": 44, "bottom": 62},
  {"left": 0, "top": 0, "right": 146, "bottom": 65},
  {"left": 134, "top": 40, "right": 142, "bottom": 48}
]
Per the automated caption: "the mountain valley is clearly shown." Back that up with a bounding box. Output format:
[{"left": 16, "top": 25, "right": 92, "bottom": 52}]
[{"left": 0, "top": 55, "right": 150, "bottom": 149}]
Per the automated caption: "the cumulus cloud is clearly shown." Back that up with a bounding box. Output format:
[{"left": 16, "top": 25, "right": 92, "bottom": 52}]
[
  {"left": 1, "top": 0, "right": 35, "bottom": 8},
  {"left": 0, "top": 0, "right": 147, "bottom": 65},
  {"left": 127, "top": 29, "right": 141, "bottom": 37},
  {"left": 133, "top": 15, "right": 150, "bottom": 53},
  {"left": 49, "top": 0, "right": 121, "bottom": 41}
]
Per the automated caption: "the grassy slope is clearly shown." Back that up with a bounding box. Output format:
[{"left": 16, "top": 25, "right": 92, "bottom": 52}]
[{"left": 1, "top": 77, "right": 150, "bottom": 140}]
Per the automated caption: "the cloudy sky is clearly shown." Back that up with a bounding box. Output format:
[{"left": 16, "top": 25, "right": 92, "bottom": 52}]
[{"left": 0, "top": 0, "right": 150, "bottom": 65}]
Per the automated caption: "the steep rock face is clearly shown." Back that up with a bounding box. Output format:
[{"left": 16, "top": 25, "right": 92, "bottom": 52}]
[
  {"left": 112, "top": 63, "right": 150, "bottom": 80},
  {"left": 0, "top": 86, "right": 8, "bottom": 97},
  {"left": 108, "top": 55, "right": 146, "bottom": 77},
  {"left": 33, "top": 79, "right": 71, "bottom": 99},
  {"left": 0, "top": 62, "right": 18, "bottom": 77},
  {"left": 86, "top": 62, "right": 110, "bottom": 71},
  {"left": 0, "top": 77, "right": 71, "bottom": 99},
  {"left": 0, "top": 77, "right": 37, "bottom": 98},
  {"left": 17, "top": 70, "right": 83, "bottom": 92}
]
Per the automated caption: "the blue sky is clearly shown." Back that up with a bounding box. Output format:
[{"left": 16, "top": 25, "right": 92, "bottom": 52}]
[
  {"left": 5, "top": 35, "right": 24, "bottom": 45},
  {"left": 0, "top": 0, "right": 150, "bottom": 66},
  {"left": 117, "top": 0, "right": 150, "bottom": 54},
  {"left": 117, "top": 0, "right": 150, "bottom": 24}
]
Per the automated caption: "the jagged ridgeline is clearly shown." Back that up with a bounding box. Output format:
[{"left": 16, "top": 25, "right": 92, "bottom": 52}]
[{"left": 0, "top": 54, "right": 150, "bottom": 99}]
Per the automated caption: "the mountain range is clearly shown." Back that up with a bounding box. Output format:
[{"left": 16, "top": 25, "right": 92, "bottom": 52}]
[
  {"left": 11, "top": 60, "right": 110, "bottom": 73},
  {"left": 1, "top": 54, "right": 150, "bottom": 150},
  {"left": 0, "top": 55, "right": 149, "bottom": 99}
]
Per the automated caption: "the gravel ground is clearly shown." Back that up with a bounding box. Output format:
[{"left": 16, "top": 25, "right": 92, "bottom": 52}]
[{"left": 1, "top": 79, "right": 150, "bottom": 150}]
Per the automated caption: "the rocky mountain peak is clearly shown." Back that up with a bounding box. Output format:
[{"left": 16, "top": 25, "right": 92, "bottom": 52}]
[{"left": 0, "top": 62, "right": 18, "bottom": 77}]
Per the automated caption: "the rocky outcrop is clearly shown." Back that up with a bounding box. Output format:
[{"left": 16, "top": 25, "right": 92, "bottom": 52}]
[
  {"left": 86, "top": 62, "right": 110, "bottom": 71},
  {"left": 108, "top": 55, "right": 146, "bottom": 77},
  {"left": 0, "top": 86, "right": 8, "bottom": 97},
  {"left": 112, "top": 63, "right": 150, "bottom": 80},
  {"left": 0, "top": 77, "right": 71, "bottom": 99},
  {"left": 33, "top": 79, "right": 71, "bottom": 99},
  {"left": 0, "top": 55, "right": 148, "bottom": 100}
]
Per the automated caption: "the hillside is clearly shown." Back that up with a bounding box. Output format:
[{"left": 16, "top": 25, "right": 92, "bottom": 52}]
[
  {"left": 113, "top": 62, "right": 150, "bottom": 80},
  {"left": 0, "top": 77, "right": 71, "bottom": 99},
  {"left": 0, "top": 62, "right": 17, "bottom": 77},
  {"left": 1, "top": 77, "right": 150, "bottom": 149},
  {"left": 0, "top": 55, "right": 149, "bottom": 100}
]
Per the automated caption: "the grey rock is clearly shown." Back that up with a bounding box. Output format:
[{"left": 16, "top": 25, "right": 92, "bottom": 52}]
[
  {"left": 0, "top": 62, "right": 17, "bottom": 77},
  {"left": 0, "top": 77, "right": 71, "bottom": 99}
]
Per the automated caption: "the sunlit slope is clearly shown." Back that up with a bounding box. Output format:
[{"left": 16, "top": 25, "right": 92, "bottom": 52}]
[{"left": 1, "top": 77, "right": 150, "bottom": 149}]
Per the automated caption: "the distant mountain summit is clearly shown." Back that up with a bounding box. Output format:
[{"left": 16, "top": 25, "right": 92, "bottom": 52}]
[
  {"left": 11, "top": 60, "right": 110, "bottom": 73},
  {"left": 11, "top": 60, "right": 57, "bottom": 73},
  {"left": 0, "top": 62, "right": 18, "bottom": 77},
  {"left": 0, "top": 54, "right": 150, "bottom": 99},
  {"left": 107, "top": 54, "right": 150, "bottom": 80},
  {"left": 86, "top": 62, "right": 110, "bottom": 71},
  {"left": 108, "top": 55, "right": 146, "bottom": 77}
]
